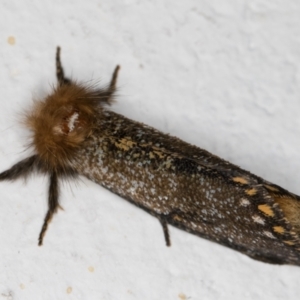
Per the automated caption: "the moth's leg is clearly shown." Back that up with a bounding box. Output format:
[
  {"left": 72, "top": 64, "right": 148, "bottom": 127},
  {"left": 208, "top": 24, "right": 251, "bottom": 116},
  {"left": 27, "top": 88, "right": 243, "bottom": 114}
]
[
  {"left": 109, "top": 65, "right": 120, "bottom": 93},
  {"left": 100, "top": 65, "right": 120, "bottom": 105},
  {"left": 38, "top": 171, "right": 59, "bottom": 246},
  {"left": 56, "top": 46, "right": 71, "bottom": 86},
  {"left": 158, "top": 215, "right": 171, "bottom": 247},
  {"left": 0, "top": 155, "right": 37, "bottom": 181}
]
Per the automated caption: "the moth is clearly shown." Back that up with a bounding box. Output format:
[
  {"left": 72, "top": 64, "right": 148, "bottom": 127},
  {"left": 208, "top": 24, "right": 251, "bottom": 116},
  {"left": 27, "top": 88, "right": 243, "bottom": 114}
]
[{"left": 1, "top": 47, "right": 300, "bottom": 266}]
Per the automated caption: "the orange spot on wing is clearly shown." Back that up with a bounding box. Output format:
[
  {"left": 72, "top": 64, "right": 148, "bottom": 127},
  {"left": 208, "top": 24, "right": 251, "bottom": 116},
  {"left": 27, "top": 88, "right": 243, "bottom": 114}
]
[
  {"left": 258, "top": 204, "right": 275, "bottom": 217},
  {"left": 283, "top": 240, "right": 295, "bottom": 246},
  {"left": 273, "top": 226, "right": 285, "bottom": 234},
  {"left": 246, "top": 188, "right": 257, "bottom": 196},
  {"left": 233, "top": 177, "right": 248, "bottom": 184}
]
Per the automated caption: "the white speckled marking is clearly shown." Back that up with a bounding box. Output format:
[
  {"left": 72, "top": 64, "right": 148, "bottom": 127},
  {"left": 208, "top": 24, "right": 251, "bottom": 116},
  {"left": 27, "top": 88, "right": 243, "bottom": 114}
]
[
  {"left": 263, "top": 231, "right": 276, "bottom": 239},
  {"left": 68, "top": 112, "right": 79, "bottom": 132},
  {"left": 252, "top": 215, "right": 265, "bottom": 225},
  {"left": 240, "top": 198, "right": 250, "bottom": 207}
]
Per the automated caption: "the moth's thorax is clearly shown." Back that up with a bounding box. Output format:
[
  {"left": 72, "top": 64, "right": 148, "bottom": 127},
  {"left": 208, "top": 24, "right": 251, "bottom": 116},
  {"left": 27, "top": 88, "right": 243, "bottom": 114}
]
[{"left": 24, "top": 82, "right": 106, "bottom": 170}]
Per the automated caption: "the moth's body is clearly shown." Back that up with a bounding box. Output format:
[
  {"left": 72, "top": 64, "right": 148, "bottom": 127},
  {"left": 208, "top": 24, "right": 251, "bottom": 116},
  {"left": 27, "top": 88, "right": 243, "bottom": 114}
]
[
  {"left": 1, "top": 47, "right": 300, "bottom": 266},
  {"left": 71, "top": 109, "right": 300, "bottom": 265}
]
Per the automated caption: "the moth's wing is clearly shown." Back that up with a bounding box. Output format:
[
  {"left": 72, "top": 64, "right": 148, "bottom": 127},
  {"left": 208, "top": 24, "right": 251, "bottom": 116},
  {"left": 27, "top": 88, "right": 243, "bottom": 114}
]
[{"left": 165, "top": 168, "right": 300, "bottom": 266}]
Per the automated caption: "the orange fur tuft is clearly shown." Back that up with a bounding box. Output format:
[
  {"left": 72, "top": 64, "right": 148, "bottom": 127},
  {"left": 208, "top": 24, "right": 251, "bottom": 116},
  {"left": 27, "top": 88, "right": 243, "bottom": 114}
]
[{"left": 25, "top": 82, "right": 108, "bottom": 172}]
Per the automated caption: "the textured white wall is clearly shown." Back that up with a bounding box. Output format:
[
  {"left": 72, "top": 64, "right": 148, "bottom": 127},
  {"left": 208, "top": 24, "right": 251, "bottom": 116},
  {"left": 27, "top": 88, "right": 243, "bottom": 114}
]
[{"left": 1, "top": 0, "right": 300, "bottom": 299}]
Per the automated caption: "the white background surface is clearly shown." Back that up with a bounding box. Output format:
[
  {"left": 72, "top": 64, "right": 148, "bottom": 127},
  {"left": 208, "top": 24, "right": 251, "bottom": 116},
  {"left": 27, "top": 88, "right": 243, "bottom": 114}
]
[{"left": 1, "top": 0, "right": 300, "bottom": 299}]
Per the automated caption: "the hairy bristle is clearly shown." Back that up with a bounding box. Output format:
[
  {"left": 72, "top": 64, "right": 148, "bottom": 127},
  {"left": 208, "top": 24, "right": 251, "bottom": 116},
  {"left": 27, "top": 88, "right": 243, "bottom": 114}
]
[{"left": 25, "top": 82, "right": 108, "bottom": 171}]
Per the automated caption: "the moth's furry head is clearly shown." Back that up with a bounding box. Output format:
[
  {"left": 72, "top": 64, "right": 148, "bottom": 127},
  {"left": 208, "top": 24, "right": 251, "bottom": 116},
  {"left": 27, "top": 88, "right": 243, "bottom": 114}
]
[{"left": 25, "top": 82, "right": 110, "bottom": 172}]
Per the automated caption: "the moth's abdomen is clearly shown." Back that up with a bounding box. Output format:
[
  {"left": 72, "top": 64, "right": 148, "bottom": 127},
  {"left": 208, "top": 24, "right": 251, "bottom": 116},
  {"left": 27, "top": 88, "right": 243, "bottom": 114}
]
[{"left": 72, "top": 110, "right": 300, "bottom": 265}]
